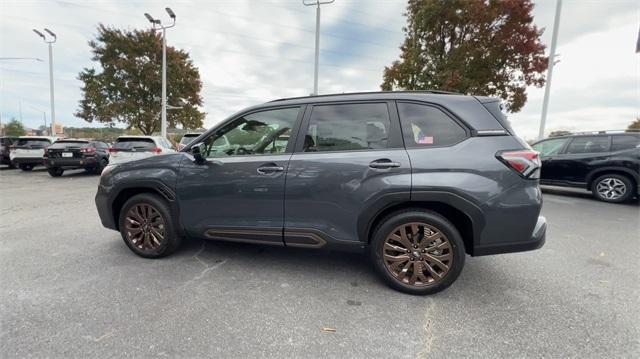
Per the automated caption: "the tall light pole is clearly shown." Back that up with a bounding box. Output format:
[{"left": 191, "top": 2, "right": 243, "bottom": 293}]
[
  {"left": 538, "top": 0, "right": 563, "bottom": 140},
  {"left": 33, "top": 28, "right": 57, "bottom": 137},
  {"left": 303, "top": 0, "right": 334, "bottom": 96},
  {"left": 144, "top": 8, "right": 176, "bottom": 139}
]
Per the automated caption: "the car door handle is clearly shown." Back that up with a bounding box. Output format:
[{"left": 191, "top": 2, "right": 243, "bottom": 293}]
[
  {"left": 369, "top": 159, "right": 401, "bottom": 169},
  {"left": 257, "top": 164, "right": 284, "bottom": 174}
]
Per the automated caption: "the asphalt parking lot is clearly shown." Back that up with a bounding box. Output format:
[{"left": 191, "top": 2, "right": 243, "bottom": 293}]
[{"left": 0, "top": 167, "right": 638, "bottom": 358}]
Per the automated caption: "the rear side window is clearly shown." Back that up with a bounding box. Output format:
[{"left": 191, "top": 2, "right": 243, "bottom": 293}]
[
  {"left": 114, "top": 138, "right": 155, "bottom": 150},
  {"left": 304, "top": 103, "right": 391, "bottom": 152},
  {"left": 611, "top": 135, "right": 640, "bottom": 151},
  {"left": 397, "top": 103, "right": 467, "bottom": 147},
  {"left": 565, "top": 136, "right": 610, "bottom": 154}
]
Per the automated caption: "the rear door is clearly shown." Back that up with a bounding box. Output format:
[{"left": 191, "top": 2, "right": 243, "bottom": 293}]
[
  {"left": 283, "top": 101, "right": 410, "bottom": 247},
  {"left": 557, "top": 136, "right": 611, "bottom": 183}
]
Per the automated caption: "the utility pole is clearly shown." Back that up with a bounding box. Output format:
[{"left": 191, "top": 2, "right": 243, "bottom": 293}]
[
  {"left": 538, "top": 0, "right": 563, "bottom": 140},
  {"left": 144, "top": 8, "right": 176, "bottom": 140},
  {"left": 19, "top": 101, "right": 23, "bottom": 121},
  {"left": 303, "top": 0, "right": 334, "bottom": 96},
  {"left": 33, "top": 28, "right": 57, "bottom": 137}
]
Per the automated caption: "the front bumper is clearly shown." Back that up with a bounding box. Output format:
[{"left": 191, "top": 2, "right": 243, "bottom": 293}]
[
  {"left": 95, "top": 184, "right": 117, "bottom": 230},
  {"left": 473, "top": 216, "right": 546, "bottom": 256},
  {"left": 46, "top": 156, "right": 96, "bottom": 169}
]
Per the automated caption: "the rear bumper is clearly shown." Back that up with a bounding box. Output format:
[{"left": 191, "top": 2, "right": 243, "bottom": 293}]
[
  {"left": 46, "top": 156, "right": 97, "bottom": 169},
  {"left": 12, "top": 157, "right": 44, "bottom": 166},
  {"left": 473, "top": 216, "right": 546, "bottom": 256}
]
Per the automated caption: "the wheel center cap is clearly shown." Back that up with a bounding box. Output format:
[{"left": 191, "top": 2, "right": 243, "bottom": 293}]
[{"left": 412, "top": 250, "right": 421, "bottom": 258}]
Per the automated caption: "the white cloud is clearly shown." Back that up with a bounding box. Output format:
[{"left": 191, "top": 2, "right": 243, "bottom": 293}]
[{"left": 0, "top": 0, "right": 636, "bottom": 139}]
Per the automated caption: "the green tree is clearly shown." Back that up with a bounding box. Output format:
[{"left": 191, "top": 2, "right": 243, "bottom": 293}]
[
  {"left": 627, "top": 118, "right": 640, "bottom": 131},
  {"left": 4, "top": 119, "right": 26, "bottom": 136},
  {"left": 75, "top": 25, "right": 205, "bottom": 135},
  {"left": 382, "top": 0, "right": 548, "bottom": 112}
]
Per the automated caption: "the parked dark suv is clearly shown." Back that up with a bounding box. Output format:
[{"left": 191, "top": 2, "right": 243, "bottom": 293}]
[
  {"left": 44, "top": 139, "right": 110, "bottom": 177},
  {"left": 532, "top": 132, "right": 640, "bottom": 203},
  {"left": 95, "top": 91, "right": 546, "bottom": 294},
  {"left": 0, "top": 136, "right": 19, "bottom": 168}
]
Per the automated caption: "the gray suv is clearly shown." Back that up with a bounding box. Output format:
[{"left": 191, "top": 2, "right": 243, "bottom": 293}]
[{"left": 95, "top": 91, "right": 546, "bottom": 295}]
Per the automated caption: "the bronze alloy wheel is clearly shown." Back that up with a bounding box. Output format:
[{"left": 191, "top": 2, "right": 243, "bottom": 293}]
[
  {"left": 382, "top": 222, "right": 453, "bottom": 287},
  {"left": 124, "top": 203, "right": 166, "bottom": 252}
]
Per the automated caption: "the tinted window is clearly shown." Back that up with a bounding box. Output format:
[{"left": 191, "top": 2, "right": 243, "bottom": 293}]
[
  {"left": 95, "top": 142, "right": 108, "bottom": 149},
  {"left": 398, "top": 103, "right": 466, "bottom": 147},
  {"left": 565, "top": 136, "right": 610, "bottom": 154},
  {"left": 532, "top": 138, "right": 568, "bottom": 156},
  {"left": 114, "top": 138, "right": 155, "bottom": 150},
  {"left": 611, "top": 135, "right": 640, "bottom": 151},
  {"left": 16, "top": 138, "right": 51, "bottom": 148},
  {"left": 50, "top": 140, "right": 89, "bottom": 149},
  {"left": 204, "top": 107, "right": 300, "bottom": 158},
  {"left": 304, "top": 103, "right": 391, "bottom": 152}
]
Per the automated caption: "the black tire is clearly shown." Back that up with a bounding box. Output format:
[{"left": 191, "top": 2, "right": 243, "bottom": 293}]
[
  {"left": 591, "top": 174, "right": 634, "bottom": 203},
  {"left": 370, "top": 209, "right": 465, "bottom": 295},
  {"left": 8, "top": 161, "right": 16, "bottom": 169},
  {"left": 118, "top": 193, "right": 182, "bottom": 258},
  {"left": 47, "top": 167, "right": 64, "bottom": 177},
  {"left": 19, "top": 164, "right": 33, "bottom": 171},
  {"left": 93, "top": 158, "right": 108, "bottom": 174}
]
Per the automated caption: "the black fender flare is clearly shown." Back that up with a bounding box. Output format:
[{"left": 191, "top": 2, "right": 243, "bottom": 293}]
[{"left": 585, "top": 166, "right": 639, "bottom": 188}]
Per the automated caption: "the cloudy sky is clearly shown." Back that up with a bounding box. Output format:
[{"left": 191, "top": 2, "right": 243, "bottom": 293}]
[{"left": 0, "top": 0, "right": 638, "bottom": 140}]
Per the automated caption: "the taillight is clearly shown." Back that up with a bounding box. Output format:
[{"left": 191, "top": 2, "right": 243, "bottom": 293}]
[
  {"left": 152, "top": 147, "right": 162, "bottom": 154},
  {"left": 107, "top": 147, "right": 117, "bottom": 153},
  {"left": 497, "top": 150, "right": 540, "bottom": 179},
  {"left": 81, "top": 147, "right": 96, "bottom": 154}
]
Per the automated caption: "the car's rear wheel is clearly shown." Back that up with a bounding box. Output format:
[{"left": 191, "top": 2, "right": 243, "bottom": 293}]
[
  {"left": 47, "top": 167, "right": 64, "bottom": 177},
  {"left": 592, "top": 174, "right": 634, "bottom": 203},
  {"left": 118, "top": 193, "right": 182, "bottom": 258},
  {"left": 370, "top": 209, "right": 465, "bottom": 295},
  {"left": 19, "top": 164, "right": 33, "bottom": 171}
]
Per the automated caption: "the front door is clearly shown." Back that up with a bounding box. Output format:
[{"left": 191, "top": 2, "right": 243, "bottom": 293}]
[
  {"left": 178, "top": 106, "right": 303, "bottom": 244},
  {"left": 284, "top": 102, "right": 411, "bottom": 247}
]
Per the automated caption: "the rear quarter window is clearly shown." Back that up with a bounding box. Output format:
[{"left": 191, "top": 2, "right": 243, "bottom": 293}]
[{"left": 397, "top": 103, "right": 467, "bottom": 147}]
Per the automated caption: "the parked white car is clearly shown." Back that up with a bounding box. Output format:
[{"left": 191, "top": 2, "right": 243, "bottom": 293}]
[
  {"left": 108, "top": 136, "right": 176, "bottom": 165},
  {"left": 9, "top": 136, "right": 56, "bottom": 171}
]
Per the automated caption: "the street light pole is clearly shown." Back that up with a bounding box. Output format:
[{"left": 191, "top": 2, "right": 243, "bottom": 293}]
[
  {"left": 33, "top": 28, "right": 57, "bottom": 137},
  {"left": 145, "top": 8, "right": 176, "bottom": 139},
  {"left": 303, "top": 0, "right": 334, "bottom": 96},
  {"left": 538, "top": 0, "right": 563, "bottom": 140}
]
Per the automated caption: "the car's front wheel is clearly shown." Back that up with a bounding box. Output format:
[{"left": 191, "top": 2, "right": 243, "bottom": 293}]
[
  {"left": 370, "top": 209, "right": 465, "bottom": 295},
  {"left": 592, "top": 174, "right": 634, "bottom": 203},
  {"left": 118, "top": 193, "right": 182, "bottom": 258},
  {"left": 47, "top": 167, "right": 64, "bottom": 177}
]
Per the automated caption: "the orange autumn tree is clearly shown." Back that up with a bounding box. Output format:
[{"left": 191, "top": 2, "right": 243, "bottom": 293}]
[{"left": 382, "top": 0, "right": 548, "bottom": 112}]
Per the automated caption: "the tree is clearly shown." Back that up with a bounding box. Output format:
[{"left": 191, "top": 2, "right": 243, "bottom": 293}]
[
  {"left": 382, "top": 0, "right": 548, "bottom": 112},
  {"left": 627, "top": 118, "right": 640, "bottom": 131},
  {"left": 549, "top": 130, "right": 571, "bottom": 137},
  {"left": 75, "top": 25, "right": 205, "bottom": 135},
  {"left": 4, "top": 119, "right": 26, "bottom": 136}
]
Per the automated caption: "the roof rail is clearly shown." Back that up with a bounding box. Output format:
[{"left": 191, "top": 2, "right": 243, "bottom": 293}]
[
  {"left": 269, "top": 90, "right": 461, "bottom": 103},
  {"left": 568, "top": 129, "right": 640, "bottom": 135}
]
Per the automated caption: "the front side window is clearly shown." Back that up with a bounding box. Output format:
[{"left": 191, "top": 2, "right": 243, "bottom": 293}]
[
  {"left": 565, "top": 136, "right": 610, "bottom": 154},
  {"left": 203, "top": 107, "right": 300, "bottom": 158},
  {"left": 532, "top": 138, "right": 568, "bottom": 156},
  {"left": 397, "top": 103, "right": 467, "bottom": 147},
  {"left": 304, "top": 103, "right": 391, "bottom": 152}
]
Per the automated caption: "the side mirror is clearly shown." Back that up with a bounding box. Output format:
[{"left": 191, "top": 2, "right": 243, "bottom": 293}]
[{"left": 190, "top": 142, "right": 206, "bottom": 164}]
